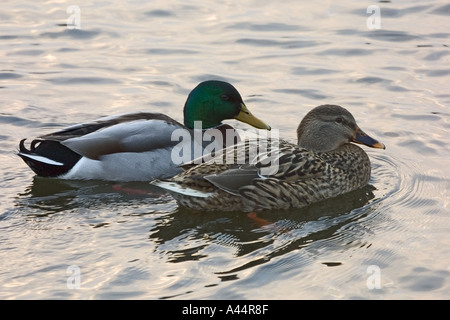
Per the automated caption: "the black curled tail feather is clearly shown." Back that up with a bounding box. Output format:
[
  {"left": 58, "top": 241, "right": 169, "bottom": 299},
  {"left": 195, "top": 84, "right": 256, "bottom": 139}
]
[
  {"left": 19, "top": 138, "right": 31, "bottom": 154},
  {"left": 18, "top": 139, "right": 82, "bottom": 177}
]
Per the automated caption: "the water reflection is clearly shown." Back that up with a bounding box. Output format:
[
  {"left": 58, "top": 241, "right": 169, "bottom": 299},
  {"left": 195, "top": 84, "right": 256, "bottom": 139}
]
[
  {"left": 15, "top": 177, "right": 169, "bottom": 216},
  {"left": 149, "top": 184, "right": 378, "bottom": 276},
  {"left": 16, "top": 168, "right": 383, "bottom": 282}
]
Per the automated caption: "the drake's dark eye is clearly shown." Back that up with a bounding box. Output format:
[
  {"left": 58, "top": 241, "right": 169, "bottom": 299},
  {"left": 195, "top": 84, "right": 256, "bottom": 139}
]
[
  {"left": 335, "top": 117, "right": 343, "bottom": 124},
  {"left": 221, "top": 94, "right": 230, "bottom": 101}
]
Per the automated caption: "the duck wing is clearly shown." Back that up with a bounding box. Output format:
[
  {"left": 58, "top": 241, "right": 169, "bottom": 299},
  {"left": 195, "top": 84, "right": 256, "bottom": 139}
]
[
  {"left": 204, "top": 165, "right": 260, "bottom": 195},
  {"left": 201, "top": 140, "right": 329, "bottom": 192},
  {"left": 44, "top": 112, "right": 184, "bottom": 160}
]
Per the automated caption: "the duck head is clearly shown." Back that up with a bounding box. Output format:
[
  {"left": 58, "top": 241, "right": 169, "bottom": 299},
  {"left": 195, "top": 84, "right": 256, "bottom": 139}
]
[
  {"left": 297, "top": 104, "right": 385, "bottom": 152},
  {"left": 183, "top": 80, "right": 271, "bottom": 130}
]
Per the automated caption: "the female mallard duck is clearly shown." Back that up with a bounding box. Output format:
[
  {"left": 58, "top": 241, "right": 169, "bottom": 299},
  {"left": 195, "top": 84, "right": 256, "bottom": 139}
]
[
  {"left": 152, "top": 104, "right": 385, "bottom": 211},
  {"left": 18, "top": 80, "right": 271, "bottom": 181}
]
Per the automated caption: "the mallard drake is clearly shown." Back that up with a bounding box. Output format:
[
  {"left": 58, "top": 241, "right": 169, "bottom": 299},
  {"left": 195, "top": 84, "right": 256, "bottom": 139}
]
[
  {"left": 18, "top": 80, "right": 271, "bottom": 181},
  {"left": 152, "top": 104, "right": 385, "bottom": 211}
]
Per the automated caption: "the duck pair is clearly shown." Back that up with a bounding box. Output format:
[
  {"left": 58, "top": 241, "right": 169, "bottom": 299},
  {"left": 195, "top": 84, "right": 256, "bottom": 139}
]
[{"left": 18, "top": 80, "right": 385, "bottom": 211}]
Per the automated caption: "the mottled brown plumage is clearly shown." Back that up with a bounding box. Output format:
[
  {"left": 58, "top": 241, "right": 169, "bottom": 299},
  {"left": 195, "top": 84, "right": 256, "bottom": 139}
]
[{"left": 152, "top": 105, "right": 385, "bottom": 211}]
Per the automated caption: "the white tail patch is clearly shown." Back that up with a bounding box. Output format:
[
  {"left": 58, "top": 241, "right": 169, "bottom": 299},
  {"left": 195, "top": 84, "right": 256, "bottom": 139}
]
[
  {"left": 151, "top": 180, "right": 214, "bottom": 198},
  {"left": 19, "top": 153, "right": 64, "bottom": 166}
]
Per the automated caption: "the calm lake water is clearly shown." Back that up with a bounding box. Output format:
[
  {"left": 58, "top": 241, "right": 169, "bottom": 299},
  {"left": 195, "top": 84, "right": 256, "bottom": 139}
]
[{"left": 1, "top": 0, "right": 449, "bottom": 299}]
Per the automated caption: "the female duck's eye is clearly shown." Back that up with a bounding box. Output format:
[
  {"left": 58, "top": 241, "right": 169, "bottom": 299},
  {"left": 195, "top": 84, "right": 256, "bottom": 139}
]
[
  {"left": 335, "top": 117, "right": 343, "bottom": 123},
  {"left": 221, "top": 94, "right": 230, "bottom": 101}
]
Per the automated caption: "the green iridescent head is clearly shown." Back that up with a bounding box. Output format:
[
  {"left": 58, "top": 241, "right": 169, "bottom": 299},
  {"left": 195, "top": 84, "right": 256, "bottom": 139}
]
[{"left": 183, "top": 80, "right": 271, "bottom": 130}]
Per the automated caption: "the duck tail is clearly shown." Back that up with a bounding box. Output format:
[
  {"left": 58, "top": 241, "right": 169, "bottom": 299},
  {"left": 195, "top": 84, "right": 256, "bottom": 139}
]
[{"left": 18, "top": 139, "right": 81, "bottom": 177}]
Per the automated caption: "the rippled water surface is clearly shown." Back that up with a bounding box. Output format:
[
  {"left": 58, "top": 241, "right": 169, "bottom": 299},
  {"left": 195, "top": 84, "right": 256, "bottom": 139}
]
[{"left": 1, "top": 0, "right": 449, "bottom": 299}]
